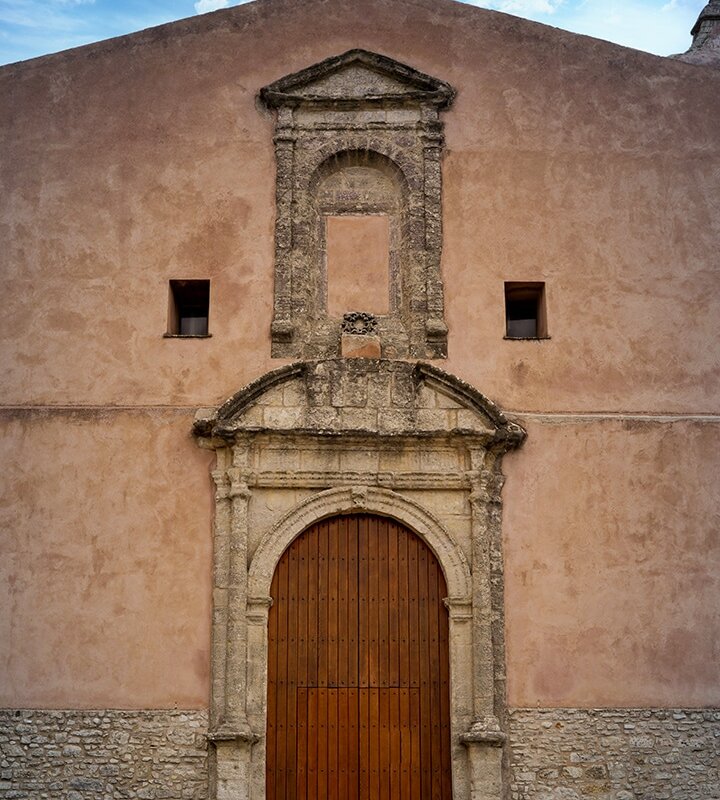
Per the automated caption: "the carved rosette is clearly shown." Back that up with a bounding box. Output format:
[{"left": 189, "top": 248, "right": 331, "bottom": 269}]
[{"left": 341, "top": 311, "right": 378, "bottom": 336}]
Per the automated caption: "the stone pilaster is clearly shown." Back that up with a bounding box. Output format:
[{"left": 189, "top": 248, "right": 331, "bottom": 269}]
[
  {"left": 270, "top": 106, "right": 296, "bottom": 353},
  {"left": 209, "top": 442, "right": 257, "bottom": 800},
  {"left": 221, "top": 444, "right": 253, "bottom": 737},
  {"left": 462, "top": 449, "right": 507, "bottom": 797},
  {"left": 210, "top": 453, "right": 232, "bottom": 730}
]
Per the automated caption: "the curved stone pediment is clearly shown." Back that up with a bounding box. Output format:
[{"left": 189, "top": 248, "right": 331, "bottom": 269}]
[{"left": 194, "top": 359, "right": 525, "bottom": 447}]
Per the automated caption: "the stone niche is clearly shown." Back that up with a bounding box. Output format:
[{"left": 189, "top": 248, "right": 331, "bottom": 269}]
[
  {"left": 194, "top": 359, "right": 525, "bottom": 800},
  {"left": 260, "top": 50, "right": 454, "bottom": 359}
]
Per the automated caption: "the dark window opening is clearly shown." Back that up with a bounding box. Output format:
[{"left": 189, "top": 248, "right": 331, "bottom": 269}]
[
  {"left": 504, "top": 282, "right": 547, "bottom": 339},
  {"left": 167, "top": 280, "right": 210, "bottom": 337}
]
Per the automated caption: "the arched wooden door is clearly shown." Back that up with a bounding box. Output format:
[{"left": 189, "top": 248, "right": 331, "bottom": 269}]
[{"left": 267, "top": 513, "right": 452, "bottom": 800}]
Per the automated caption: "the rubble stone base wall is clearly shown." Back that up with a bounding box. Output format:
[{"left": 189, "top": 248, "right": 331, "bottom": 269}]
[
  {"left": 0, "top": 710, "right": 208, "bottom": 800},
  {"left": 2, "top": 707, "right": 719, "bottom": 799},
  {"left": 508, "top": 708, "right": 720, "bottom": 800}
]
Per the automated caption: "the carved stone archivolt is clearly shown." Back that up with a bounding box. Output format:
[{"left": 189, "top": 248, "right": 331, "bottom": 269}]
[
  {"left": 259, "top": 50, "right": 454, "bottom": 359},
  {"left": 194, "top": 359, "right": 525, "bottom": 800}
]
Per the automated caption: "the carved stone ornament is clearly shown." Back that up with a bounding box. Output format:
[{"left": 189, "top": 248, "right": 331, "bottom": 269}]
[
  {"left": 341, "top": 311, "right": 378, "bottom": 336},
  {"left": 259, "top": 50, "right": 454, "bottom": 359}
]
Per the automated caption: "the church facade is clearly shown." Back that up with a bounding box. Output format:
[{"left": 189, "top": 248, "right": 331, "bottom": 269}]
[{"left": 1, "top": 1, "right": 719, "bottom": 798}]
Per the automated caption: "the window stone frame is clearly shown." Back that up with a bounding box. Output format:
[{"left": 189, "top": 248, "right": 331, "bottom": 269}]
[{"left": 259, "top": 50, "right": 454, "bottom": 359}]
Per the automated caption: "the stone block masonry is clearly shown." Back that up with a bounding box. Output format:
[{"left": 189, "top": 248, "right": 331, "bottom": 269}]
[
  {"left": 0, "top": 710, "right": 208, "bottom": 800},
  {"left": 508, "top": 708, "right": 720, "bottom": 800}
]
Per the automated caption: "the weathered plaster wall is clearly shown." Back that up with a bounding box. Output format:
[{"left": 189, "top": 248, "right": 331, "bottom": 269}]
[
  {"left": 1, "top": 411, "right": 718, "bottom": 709},
  {"left": 502, "top": 418, "right": 720, "bottom": 708},
  {"left": 0, "top": 411, "right": 213, "bottom": 709},
  {"left": 1, "top": 0, "right": 718, "bottom": 410},
  {"left": 1, "top": 0, "right": 719, "bottom": 711},
  {"left": 326, "top": 215, "right": 390, "bottom": 316}
]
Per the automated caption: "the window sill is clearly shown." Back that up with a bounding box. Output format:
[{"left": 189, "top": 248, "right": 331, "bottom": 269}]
[
  {"left": 163, "top": 333, "right": 213, "bottom": 339},
  {"left": 503, "top": 335, "right": 551, "bottom": 341}
]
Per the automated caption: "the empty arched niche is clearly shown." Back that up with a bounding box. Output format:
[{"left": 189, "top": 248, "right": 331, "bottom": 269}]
[{"left": 313, "top": 150, "right": 406, "bottom": 320}]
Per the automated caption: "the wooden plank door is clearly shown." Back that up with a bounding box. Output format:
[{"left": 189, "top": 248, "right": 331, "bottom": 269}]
[{"left": 267, "top": 514, "right": 452, "bottom": 800}]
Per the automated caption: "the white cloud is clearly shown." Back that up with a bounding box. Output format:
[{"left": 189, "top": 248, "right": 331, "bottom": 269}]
[
  {"left": 194, "top": 0, "right": 229, "bottom": 13},
  {"left": 469, "top": 0, "right": 564, "bottom": 14},
  {"left": 497, "top": 0, "right": 564, "bottom": 13},
  {"left": 461, "top": 0, "right": 704, "bottom": 55},
  {"left": 0, "top": 0, "right": 92, "bottom": 32}
]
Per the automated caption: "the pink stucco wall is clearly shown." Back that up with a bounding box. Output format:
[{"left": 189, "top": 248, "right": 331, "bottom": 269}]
[
  {"left": 2, "top": 0, "right": 718, "bottom": 411},
  {"left": 503, "top": 418, "right": 720, "bottom": 707},
  {"left": 0, "top": 412, "right": 213, "bottom": 709},
  {"left": 1, "top": 0, "right": 718, "bottom": 708}
]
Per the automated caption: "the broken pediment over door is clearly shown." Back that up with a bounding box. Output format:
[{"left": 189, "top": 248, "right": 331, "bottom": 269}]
[{"left": 259, "top": 50, "right": 455, "bottom": 359}]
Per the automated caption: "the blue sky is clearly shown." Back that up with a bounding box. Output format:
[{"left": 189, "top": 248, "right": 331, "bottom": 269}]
[{"left": 0, "top": 0, "right": 707, "bottom": 66}]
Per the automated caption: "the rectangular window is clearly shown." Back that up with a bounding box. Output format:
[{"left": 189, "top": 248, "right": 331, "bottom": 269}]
[
  {"left": 167, "top": 280, "right": 210, "bottom": 337},
  {"left": 504, "top": 282, "right": 547, "bottom": 339}
]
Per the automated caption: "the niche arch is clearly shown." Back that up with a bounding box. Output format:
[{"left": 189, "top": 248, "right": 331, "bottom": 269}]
[
  {"left": 312, "top": 149, "right": 407, "bottom": 321},
  {"left": 310, "top": 147, "right": 409, "bottom": 196}
]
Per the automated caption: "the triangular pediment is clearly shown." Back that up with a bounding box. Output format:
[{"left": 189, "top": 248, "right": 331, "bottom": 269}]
[
  {"left": 297, "top": 64, "right": 420, "bottom": 99},
  {"left": 260, "top": 49, "right": 454, "bottom": 108}
]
